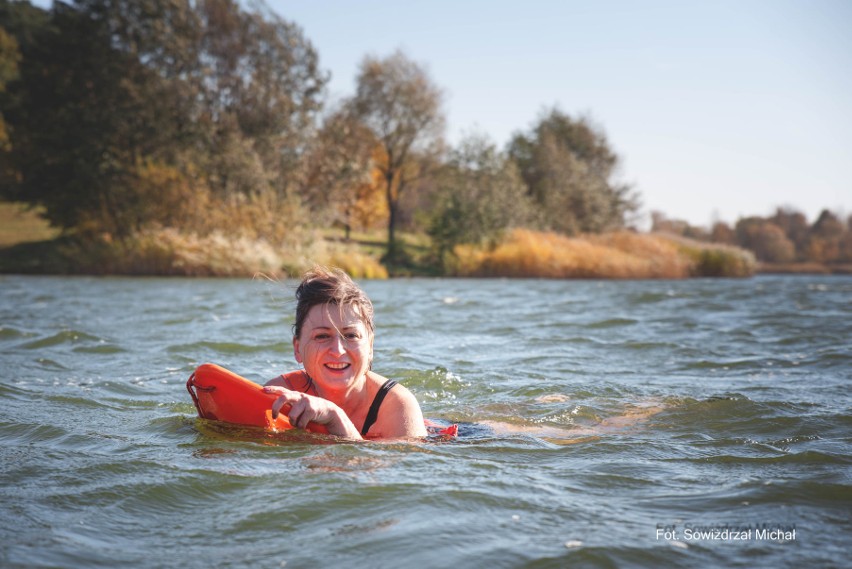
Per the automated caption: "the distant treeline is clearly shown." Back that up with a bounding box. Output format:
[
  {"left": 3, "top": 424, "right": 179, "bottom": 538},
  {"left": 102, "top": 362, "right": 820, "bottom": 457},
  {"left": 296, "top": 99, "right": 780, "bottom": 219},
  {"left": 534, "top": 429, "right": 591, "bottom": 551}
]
[
  {"left": 652, "top": 208, "right": 852, "bottom": 271},
  {"left": 0, "top": 0, "right": 841, "bottom": 277}
]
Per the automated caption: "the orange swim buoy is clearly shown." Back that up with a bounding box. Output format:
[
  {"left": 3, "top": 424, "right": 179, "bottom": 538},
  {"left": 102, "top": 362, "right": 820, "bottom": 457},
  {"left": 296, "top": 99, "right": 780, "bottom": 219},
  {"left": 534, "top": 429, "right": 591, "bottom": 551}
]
[
  {"left": 186, "top": 363, "right": 328, "bottom": 433},
  {"left": 186, "top": 363, "right": 458, "bottom": 438}
]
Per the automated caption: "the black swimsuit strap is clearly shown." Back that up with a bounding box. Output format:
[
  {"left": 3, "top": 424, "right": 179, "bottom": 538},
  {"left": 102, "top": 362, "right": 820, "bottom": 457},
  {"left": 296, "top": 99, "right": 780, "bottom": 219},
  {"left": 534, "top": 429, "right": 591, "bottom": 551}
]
[{"left": 361, "top": 379, "right": 398, "bottom": 437}]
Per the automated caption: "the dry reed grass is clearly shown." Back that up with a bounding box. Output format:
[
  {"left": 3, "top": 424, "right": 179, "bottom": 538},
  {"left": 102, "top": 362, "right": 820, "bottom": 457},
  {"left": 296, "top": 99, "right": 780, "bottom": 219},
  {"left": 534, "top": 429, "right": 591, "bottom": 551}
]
[
  {"left": 34, "top": 183, "right": 388, "bottom": 278},
  {"left": 449, "top": 229, "right": 755, "bottom": 279},
  {"left": 58, "top": 228, "right": 282, "bottom": 276},
  {"left": 56, "top": 227, "right": 388, "bottom": 278},
  {"left": 285, "top": 236, "right": 388, "bottom": 279}
]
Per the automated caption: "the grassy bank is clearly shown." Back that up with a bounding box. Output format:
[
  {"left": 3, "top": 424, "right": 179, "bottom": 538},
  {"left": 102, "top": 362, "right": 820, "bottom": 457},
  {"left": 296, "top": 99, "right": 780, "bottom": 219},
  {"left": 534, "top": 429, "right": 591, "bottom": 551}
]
[
  {"left": 0, "top": 228, "right": 389, "bottom": 279},
  {"left": 0, "top": 201, "right": 783, "bottom": 279},
  {"left": 0, "top": 202, "right": 388, "bottom": 278}
]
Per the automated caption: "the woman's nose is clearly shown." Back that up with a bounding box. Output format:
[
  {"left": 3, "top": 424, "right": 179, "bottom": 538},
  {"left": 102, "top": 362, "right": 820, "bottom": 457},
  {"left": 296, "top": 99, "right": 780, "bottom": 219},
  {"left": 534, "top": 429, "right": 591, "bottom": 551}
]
[{"left": 329, "top": 334, "right": 346, "bottom": 354}]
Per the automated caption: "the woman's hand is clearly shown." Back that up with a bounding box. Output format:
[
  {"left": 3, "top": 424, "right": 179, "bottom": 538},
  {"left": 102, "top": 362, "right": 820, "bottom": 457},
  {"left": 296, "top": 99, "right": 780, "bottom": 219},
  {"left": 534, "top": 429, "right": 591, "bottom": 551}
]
[{"left": 262, "top": 386, "right": 362, "bottom": 439}]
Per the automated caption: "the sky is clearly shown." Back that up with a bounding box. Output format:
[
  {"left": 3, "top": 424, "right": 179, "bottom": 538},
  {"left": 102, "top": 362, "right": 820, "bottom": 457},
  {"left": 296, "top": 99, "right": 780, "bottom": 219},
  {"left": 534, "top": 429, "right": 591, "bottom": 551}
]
[{"left": 266, "top": 0, "right": 852, "bottom": 229}]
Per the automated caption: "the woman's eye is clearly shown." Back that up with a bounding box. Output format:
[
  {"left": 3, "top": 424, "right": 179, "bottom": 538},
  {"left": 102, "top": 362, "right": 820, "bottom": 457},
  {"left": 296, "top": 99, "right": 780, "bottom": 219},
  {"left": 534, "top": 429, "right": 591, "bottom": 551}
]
[{"left": 315, "top": 333, "right": 330, "bottom": 340}]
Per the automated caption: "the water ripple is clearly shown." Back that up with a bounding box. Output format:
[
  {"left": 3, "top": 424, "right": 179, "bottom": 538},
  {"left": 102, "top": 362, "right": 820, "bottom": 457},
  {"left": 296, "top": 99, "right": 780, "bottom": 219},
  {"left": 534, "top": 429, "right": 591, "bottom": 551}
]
[{"left": 18, "top": 330, "right": 103, "bottom": 349}]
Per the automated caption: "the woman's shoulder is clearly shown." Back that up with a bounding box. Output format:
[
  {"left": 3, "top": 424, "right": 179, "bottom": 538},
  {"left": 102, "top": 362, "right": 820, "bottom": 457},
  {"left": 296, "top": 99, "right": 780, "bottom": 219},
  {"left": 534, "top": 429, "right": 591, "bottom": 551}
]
[
  {"left": 367, "top": 371, "right": 414, "bottom": 402},
  {"left": 366, "top": 372, "right": 426, "bottom": 438},
  {"left": 265, "top": 370, "right": 312, "bottom": 392}
]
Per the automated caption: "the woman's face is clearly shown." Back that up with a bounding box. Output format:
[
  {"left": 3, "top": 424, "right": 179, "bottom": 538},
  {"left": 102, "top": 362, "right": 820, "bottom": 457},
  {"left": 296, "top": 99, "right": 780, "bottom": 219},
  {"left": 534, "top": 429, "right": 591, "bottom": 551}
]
[{"left": 294, "top": 303, "right": 373, "bottom": 393}]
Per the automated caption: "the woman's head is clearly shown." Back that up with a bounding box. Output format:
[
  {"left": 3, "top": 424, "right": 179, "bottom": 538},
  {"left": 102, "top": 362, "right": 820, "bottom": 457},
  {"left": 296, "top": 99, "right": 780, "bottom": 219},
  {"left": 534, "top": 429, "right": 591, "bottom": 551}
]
[
  {"left": 292, "top": 267, "right": 375, "bottom": 390},
  {"left": 293, "top": 267, "right": 375, "bottom": 341}
]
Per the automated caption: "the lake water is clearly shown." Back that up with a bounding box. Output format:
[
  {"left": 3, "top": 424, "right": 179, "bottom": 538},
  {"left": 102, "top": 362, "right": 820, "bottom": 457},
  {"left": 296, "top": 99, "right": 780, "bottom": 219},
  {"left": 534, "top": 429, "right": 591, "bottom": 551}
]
[{"left": 1, "top": 274, "right": 850, "bottom": 568}]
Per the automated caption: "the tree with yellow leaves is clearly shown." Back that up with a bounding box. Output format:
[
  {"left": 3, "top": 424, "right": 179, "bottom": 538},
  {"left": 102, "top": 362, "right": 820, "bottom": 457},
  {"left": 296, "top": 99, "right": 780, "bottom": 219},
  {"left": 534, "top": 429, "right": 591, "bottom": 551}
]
[{"left": 349, "top": 50, "right": 445, "bottom": 270}]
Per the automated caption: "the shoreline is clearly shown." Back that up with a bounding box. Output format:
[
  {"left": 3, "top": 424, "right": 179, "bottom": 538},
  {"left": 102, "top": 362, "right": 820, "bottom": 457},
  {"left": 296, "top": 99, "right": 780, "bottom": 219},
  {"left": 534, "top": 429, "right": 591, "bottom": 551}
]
[
  {"left": 2, "top": 203, "right": 846, "bottom": 278},
  {"left": 1, "top": 236, "right": 847, "bottom": 278},
  {"left": 756, "top": 262, "right": 852, "bottom": 275}
]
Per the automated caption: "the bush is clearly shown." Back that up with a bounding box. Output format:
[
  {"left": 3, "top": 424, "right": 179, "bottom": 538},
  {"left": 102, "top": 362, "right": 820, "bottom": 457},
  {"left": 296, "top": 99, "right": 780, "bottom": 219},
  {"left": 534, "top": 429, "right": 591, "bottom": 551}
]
[{"left": 660, "top": 234, "right": 756, "bottom": 277}]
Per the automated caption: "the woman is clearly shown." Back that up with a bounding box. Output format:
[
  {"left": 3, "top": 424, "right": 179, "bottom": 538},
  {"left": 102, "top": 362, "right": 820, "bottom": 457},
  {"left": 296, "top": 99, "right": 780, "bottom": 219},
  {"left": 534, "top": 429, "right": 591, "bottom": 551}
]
[{"left": 263, "top": 267, "right": 427, "bottom": 440}]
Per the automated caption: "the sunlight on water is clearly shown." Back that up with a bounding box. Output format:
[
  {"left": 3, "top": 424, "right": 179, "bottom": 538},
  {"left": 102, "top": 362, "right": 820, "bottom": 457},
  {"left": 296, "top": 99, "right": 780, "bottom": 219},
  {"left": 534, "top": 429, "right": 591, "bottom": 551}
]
[{"left": 1, "top": 275, "right": 850, "bottom": 568}]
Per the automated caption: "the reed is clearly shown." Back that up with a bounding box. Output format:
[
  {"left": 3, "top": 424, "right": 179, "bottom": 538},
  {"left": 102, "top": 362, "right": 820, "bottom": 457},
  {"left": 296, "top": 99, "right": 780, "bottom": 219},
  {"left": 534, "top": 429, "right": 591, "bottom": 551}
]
[
  {"left": 56, "top": 229, "right": 281, "bottom": 276},
  {"left": 287, "top": 236, "right": 389, "bottom": 280},
  {"left": 51, "top": 226, "right": 387, "bottom": 278},
  {"left": 449, "top": 229, "right": 755, "bottom": 279}
]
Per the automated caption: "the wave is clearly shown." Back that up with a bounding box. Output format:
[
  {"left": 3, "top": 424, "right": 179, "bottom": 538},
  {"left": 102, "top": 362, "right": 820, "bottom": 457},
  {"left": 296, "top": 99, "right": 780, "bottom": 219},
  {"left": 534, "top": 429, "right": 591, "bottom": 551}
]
[
  {"left": 18, "top": 330, "right": 103, "bottom": 349},
  {"left": 0, "top": 421, "right": 69, "bottom": 445},
  {"left": 166, "top": 340, "right": 291, "bottom": 355},
  {"left": 679, "top": 450, "right": 850, "bottom": 466},
  {"left": 586, "top": 318, "right": 639, "bottom": 329},
  {"left": 0, "top": 325, "right": 35, "bottom": 341}
]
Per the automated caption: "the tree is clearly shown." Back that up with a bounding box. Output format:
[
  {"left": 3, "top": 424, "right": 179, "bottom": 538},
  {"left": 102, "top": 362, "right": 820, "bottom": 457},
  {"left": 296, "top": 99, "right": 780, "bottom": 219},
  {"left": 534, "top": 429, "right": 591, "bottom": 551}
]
[
  {"left": 841, "top": 215, "right": 852, "bottom": 263},
  {"left": 651, "top": 211, "right": 689, "bottom": 236},
  {"left": 349, "top": 49, "right": 445, "bottom": 269},
  {"left": 508, "top": 108, "right": 637, "bottom": 234},
  {"left": 735, "top": 217, "right": 795, "bottom": 263},
  {"left": 0, "top": 25, "right": 20, "bottom": 191},
  {"left": 0, "top": 27, "right": 19, "bottom": 152},
  {"left": 0, "top": 0, "right": 50, "bottom": 195},
  {"left": 193, "top": 0, "right": 326, "bottom": 192},
  {"left": 3, "top": 0, "right": 326, "bottom": 238},
  {"left": 428, "top": 133, "right": 531, "bottom": 268},
  {"left": 710, "top": 221, "right": 736, "bottom": 245},
  {"left": 349, "top": 145, "right": 390, "bottom": 233},
  {"left": 805, "top": 209, "right": 845, "bottom": 263},
  {"left": 770, "top": 207, "right": 809, "bottom": 260},
  {"left": 5, "top": 0, "right": 180, "bottom": 236},
  {"left": 300, "top": 105, "right": 377, "bottom": 238}
]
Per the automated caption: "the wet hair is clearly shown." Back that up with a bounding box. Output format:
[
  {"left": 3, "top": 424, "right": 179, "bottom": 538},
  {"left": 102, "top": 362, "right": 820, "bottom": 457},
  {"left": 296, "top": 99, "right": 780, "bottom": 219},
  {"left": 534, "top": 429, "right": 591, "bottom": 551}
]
[{"left": 293, "top": 266, "right": 375, "bottom": 340}]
